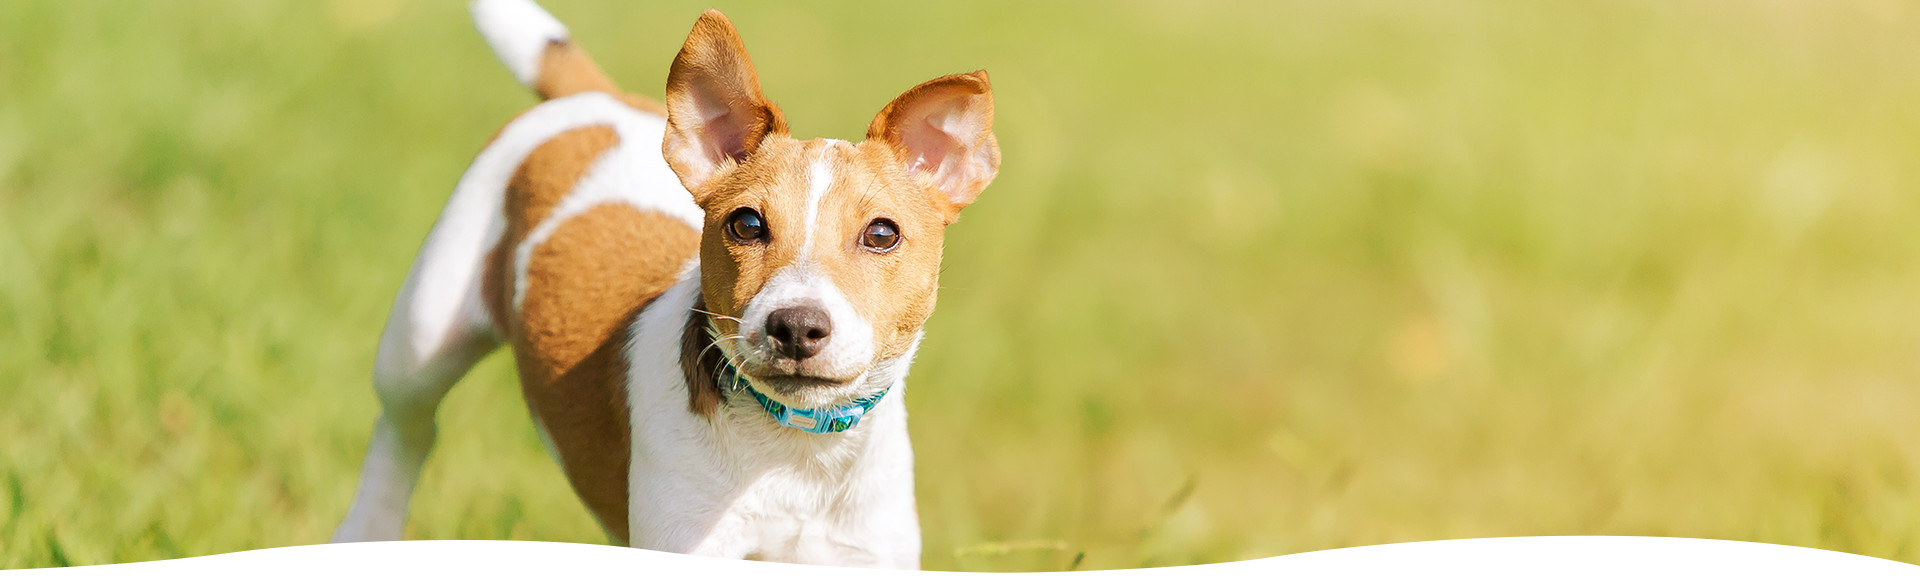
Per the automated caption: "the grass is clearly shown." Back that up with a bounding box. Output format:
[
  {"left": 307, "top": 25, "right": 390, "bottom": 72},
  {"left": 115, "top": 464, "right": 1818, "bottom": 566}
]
[{"left": 4, "top": 0, "right": 1920, "bottom": 571}]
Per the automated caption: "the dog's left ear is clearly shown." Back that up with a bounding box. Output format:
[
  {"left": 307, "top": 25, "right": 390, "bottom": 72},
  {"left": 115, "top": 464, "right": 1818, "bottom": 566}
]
[
  {"left": 664, "top": 10, "right": 788, "bottom": 199},
  {"left": 867, "top": 70, "right": 999, "bottom": 223}
]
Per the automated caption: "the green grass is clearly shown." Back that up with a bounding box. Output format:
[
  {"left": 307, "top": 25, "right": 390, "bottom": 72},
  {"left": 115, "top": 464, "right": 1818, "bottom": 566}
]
[{"left": 5, "top": 0, "right": 1920, "bottom": 571}]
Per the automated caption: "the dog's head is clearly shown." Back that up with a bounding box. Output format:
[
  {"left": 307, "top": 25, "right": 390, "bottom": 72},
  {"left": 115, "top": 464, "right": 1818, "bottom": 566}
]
[{"left": 662, "top": 11, "right": 999, "bottom": 409}]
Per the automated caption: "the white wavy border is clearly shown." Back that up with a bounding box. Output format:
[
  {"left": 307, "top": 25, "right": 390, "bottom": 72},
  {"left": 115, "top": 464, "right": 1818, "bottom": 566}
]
[{"left": 4, "top": 537, "right": 1915, "bottom": 578}]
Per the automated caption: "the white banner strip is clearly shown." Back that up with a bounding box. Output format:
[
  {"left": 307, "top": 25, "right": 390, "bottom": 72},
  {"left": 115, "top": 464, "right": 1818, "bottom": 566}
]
[{"left": 3, "top": 537, "right": 1915, "bottom": 579}]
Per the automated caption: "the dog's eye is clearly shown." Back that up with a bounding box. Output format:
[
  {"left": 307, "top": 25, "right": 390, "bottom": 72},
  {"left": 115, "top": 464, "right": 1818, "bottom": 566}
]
[
  {"left": 726, "top": 208, "right": 767, "bottom": 242},
  {"left": 860, "top": 219, "right": 901, "bottom": 252}
]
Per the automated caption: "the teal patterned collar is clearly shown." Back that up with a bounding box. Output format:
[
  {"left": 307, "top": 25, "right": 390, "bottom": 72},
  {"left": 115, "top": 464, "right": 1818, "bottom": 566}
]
[{"left": 717, "top": 360, "right": 890, "bottom": 434}]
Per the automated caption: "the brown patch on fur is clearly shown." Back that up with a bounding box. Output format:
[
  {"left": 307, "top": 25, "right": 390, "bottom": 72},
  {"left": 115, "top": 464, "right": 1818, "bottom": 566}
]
[
  {"left": 530, "top": 39, "right": 668, "bottom": 114},
  {"left": 509, "top": 205, "right": 699, "bottom": 544},
  {"left": 680, "top": 299, "right": 725, "bottom": 416},
  {"left": 480, "top": 125, "right": 618, "bottom": 332},
  {"left": 505, "top": 125, "right": 620, "bottom": 235},
  {"left": 533, "top": 39, "right": 619, "bottom": 100},
  {"left": 826, "top": 141, "right": 952, "bottom": 361},
  {"left": 692, "top": 137, "right": 812, "bottom": 332}
]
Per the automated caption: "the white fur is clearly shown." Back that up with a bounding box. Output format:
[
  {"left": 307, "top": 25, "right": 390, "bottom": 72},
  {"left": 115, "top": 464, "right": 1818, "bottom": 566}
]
[
  {"left": 797, "top": 142, "right": 846, "bottom": 255},
  {"left": 626, "top": 269, "right": 923, "bottom": 567},
  {"left": 334, "top": 91, "right": 687, "bottom": 543},
  {"left": 470, "top": 0, "right": 569, "bottom": 87}
]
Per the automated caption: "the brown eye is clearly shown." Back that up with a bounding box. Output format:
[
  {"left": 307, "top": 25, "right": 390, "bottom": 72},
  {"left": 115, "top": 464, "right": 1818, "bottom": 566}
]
[
  {"left": 726, "top": 208, "right": 767, "bottom": 242},
  {"left": 861, "top": 219, "right": 901, "bottom": 252}
]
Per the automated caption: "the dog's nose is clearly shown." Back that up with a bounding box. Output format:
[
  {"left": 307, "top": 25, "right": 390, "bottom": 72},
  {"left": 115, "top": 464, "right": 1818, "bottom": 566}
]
[{"left": 766, "top": 306, "right": 832, "bottom": 360}]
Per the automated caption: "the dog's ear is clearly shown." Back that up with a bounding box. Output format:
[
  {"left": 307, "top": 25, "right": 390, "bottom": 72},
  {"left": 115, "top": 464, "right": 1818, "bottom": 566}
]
[
  {"left": 663, "top": 10, "right": 787, "bottom": 199},
  {"left": 867, "top": 70, "right": 1000, "bottom": 223}
]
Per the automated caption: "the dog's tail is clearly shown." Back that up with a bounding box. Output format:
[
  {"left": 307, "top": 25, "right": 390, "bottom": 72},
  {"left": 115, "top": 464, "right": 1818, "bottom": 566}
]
[{"left": 470, "top": 0, "right": 620, "bottom": 100}]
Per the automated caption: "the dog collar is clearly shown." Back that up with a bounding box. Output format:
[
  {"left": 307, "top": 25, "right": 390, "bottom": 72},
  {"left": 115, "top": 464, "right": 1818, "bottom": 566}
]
[{"left": 716, "top": 361, "right": 889, "bottom": 434}]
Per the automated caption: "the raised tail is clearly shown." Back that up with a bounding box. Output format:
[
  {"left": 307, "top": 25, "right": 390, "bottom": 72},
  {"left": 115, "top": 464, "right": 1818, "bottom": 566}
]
[{"left": 470, "top": 0, "right": 620, "bottom": 100}]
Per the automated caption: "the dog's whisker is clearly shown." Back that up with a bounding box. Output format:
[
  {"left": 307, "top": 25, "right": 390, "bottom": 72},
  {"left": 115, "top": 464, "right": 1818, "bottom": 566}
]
[
  {"left": 690, "top": 308, "right": 745, "bottom": 324},
  {"left": 709, "top": 349, "right": 752, "bottom": 391},
  {"left": 698, "top": 334, "right": 750, "bottom": 362}
]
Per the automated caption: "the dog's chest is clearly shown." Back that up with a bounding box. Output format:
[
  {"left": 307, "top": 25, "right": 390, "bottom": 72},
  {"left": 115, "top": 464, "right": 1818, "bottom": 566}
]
[
  {"left": 678, "top": 405, "right": 915, "bottom": 564},
  {"left": 729, "top": 467, "right": 881, "bottom": 563}
]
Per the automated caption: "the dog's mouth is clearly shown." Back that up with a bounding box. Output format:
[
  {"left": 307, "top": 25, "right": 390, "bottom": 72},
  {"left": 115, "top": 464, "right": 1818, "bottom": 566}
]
[
  {"left": 736, "top": 369, "right": 877, "bottom": 411},
  {"left": 732, "top": 342, "right": 868, "bottom": 391},
  {"left": 747, "top": 355, "right": 862, "bottom": 381},
  {"left": 750, "top": 373, "right": 848, "bottom": 394},
  {"left": 732, "top": 358, "right": 875, "bottom": 410}
]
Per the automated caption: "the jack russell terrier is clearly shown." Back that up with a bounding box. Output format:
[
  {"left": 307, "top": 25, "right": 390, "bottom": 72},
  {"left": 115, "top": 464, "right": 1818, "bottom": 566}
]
[{"left": 330, "top": 0, "right": 999, "bottom": 568}]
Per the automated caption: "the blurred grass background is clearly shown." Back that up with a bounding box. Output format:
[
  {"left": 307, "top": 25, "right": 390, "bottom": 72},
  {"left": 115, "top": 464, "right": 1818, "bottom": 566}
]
[{"left": 4, "top": 0, "right": 1920, "bottom": 571}]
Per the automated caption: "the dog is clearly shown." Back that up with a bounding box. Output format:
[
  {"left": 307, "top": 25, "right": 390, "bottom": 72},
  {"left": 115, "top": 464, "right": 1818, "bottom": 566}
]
[{"left": 329, "top": 0, "right": 999, "bottom": 568}]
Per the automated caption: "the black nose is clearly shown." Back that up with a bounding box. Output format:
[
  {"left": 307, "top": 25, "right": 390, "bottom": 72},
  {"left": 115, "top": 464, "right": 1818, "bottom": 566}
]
[{"left": 766, "top": 306, "right": 833, "bottom": 360}]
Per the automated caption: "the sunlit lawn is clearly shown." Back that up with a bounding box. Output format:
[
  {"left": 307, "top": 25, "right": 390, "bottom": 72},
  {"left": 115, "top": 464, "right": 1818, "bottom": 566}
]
[{"left": 3, "top": 0, "right": 1920, "bottom": 571}]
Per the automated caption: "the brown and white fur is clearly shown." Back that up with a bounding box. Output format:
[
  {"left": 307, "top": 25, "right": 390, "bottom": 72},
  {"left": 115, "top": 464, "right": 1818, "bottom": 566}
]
[{"left": 329, "top": 0, "right": 999, "bottom": 568}]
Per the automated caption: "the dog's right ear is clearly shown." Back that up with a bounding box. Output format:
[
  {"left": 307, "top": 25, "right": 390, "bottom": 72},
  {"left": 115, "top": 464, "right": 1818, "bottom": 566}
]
[
  {"left": 867, "top": 71, "right": 998, "bottom": 224},
  {"left": 663, "top": 10, "right": 788, "bottom": 199}
]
